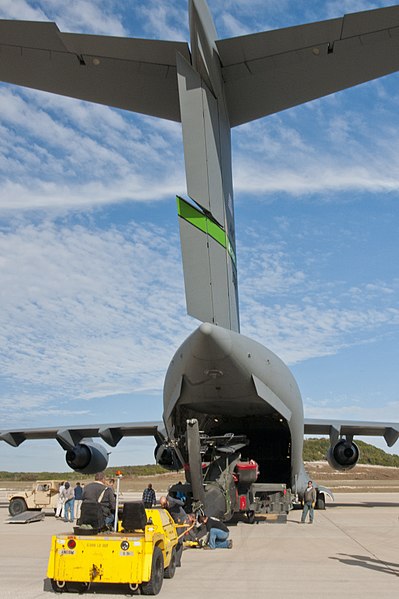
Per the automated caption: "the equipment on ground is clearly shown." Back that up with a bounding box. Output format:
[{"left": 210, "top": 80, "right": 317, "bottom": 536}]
[
  {"left": 169, "top": 419, "right": 292, "bottom": 523},
  {"left": 8, "top": 510, "right": 46, "bottom": 524}
]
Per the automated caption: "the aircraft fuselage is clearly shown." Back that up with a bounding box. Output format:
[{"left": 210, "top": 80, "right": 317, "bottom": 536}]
[{"left": 163, "top": 323, "right": 308, "bottom": 493}]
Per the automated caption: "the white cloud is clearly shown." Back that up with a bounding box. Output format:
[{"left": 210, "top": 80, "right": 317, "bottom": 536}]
[
  {"left": 47, "top": 1, "right": 127, "bottom": 36},
  {"left": 219, "top": 13, "right": 252, "bottom": 38},
  {"left": 0, "top": 222, "right": 193, "bottom": 410},
  {"left": 232, "top": 95, "right": 399, "bottom": 198},
  {"left": 238, "top": 231, "right": 399, "bottom": 363},
  {"left": 323, "top": 1, "right": 389, "bottom": 20},
  {"left": 304, "top": 398, "right": 399, "bottom": 423},
  {"left": 0, "top": 0, "right": 47, "bottom": 20},
  {"left": 0, "top": 87, "right": 185, "bottom": 211},
  {"left": 135, "top": 1, "right": 188, "bottom": 41},
  {"left": 1, "top": 216, "right": 398, "bottom": 427},
  {"left": 0, "top": 0, "right": 126, "bottom": 36}
]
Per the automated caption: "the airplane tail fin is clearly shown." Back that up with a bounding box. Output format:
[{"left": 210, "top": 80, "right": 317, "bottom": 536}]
[
  {"left": 177, "top": 195, "right": 239, "bottom": 331},
  {"left": 175, "top": 2, "right": 239, "bottom": 331}
]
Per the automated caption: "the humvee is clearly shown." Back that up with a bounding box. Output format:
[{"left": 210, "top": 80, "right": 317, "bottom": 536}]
[{"left": 8, "top": 480, "right": 62, "bottom": 516}]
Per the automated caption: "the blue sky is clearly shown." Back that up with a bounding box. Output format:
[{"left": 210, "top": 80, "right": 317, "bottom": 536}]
[{"left": 0, "top": 0, "right": 399, "bottom": 471}]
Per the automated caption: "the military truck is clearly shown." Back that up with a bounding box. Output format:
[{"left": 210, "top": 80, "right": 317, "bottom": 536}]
[{"left": 8, "top": 480, "right": 61, "bottom": 516}]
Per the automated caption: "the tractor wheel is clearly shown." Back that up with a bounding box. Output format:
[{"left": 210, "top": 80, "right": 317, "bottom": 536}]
[
  {"left": 65, "top": 582, "right": 90, "bottom": 593},
  {"left": 50, "top": 580, "right": 66, "bottom": 593},
  {"left": 141, "top": 546, "right": 164, "bottom": 595},
  {"left": 164, "top": 547, "right": 177, "bottom": 579}
]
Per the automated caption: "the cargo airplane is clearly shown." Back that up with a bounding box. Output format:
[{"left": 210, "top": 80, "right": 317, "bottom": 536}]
[{"left": 1, "top": 0, "right": 399, "bottom": 518}]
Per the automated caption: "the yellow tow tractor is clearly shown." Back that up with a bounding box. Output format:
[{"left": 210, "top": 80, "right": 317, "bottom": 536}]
[{"left": 47, "top": 503, "right": 179, "bottom": 595}]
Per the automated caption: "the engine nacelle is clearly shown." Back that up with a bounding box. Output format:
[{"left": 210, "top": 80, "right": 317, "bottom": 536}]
[
  {"left": 327, "top": 439, "right": 359, "bottom": 471},
  {"left": 66, "top": 441, "right": 109, "bottom": 474},
  {"left": 154, "top": 442, "right": 182, "bottom": 471}
]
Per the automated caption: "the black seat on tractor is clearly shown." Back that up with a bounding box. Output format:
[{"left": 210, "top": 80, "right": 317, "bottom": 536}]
[
  {"left": 122, "top": 502, "right": 148, "bottom": 531},
  {"left": 74, "top": 501, "right": 105, "bottom": 534}
]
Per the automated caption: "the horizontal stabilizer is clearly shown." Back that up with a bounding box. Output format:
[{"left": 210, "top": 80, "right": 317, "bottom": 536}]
[
  {"left": 217, "top": 5, "right": 399, "bottom": 126},
  {"left": 0, "top": 20, "right": 190, "bottom": 121}
]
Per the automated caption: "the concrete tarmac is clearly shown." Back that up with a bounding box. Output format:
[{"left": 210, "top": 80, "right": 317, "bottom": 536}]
[{"left": 1, "top": 493, "right": 398, "bottom": 599}]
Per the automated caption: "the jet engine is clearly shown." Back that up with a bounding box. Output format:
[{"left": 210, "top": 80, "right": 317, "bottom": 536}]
[
  {"left": 154, "top": 442, "right": 182, "bottom": 471},
  {"left": 66, "top": 441, "right": 109, "bottom": 474},
  {"left": 327, "top": 439, "right": 359, "bottom": 471}
]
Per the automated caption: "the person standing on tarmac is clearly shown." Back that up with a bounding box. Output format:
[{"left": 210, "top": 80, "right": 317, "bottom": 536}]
[
  {"left": 301, "top": 480, "right": 317, "bottom": 523},
  {"left": 55, "top": 481, "right": 65, "bottom": 519},
  {"left": 142, "top": 483, "right": 156, "bottom": 508},
  {"left": 73, "top": 482, "right": 83, "bottom": 521},
  {"left": 63, "top": 482, "right": 74, "bottom": 523}
]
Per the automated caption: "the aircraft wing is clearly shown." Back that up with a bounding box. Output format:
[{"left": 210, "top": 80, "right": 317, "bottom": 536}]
[
  {"left": 304, "top": 418, "right": 399, "bottom": 448},
  {"left": 0, "top": 421, "right": 165, "bottom": 450},
  {"left": 0, "top": 20, "right": 190, "bottom": 121},
  {"left": 217, "top": 5, "right": 399, "bottom": 126}
]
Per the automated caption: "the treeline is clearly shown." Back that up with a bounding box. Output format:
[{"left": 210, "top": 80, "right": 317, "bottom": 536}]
[
  {"left": 0, "top": 464, "right": 168, "bottom": 481},
  {"left": 303, "top": 438, "right": 399, "bottom": 467}
]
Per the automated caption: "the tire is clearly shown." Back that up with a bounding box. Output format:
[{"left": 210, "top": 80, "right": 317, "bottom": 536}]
[
  {"left": 65, "top": 582, "right": 89, "bottom": 593},
  {"left": 50, "top": 580, "right": 66, "bottom": 593},
  {"left": 246, "top": 510, "right": 255, "bottom": 524},
  {"left": 141, "top": 546, "right": 164, "bottom": 595},
  {"left": 9, "top": 497, "right": 28, "bottom": 516},
  {"left": 316, "top": 494, "right": 325, "bottom": 510},
  {"left": 164, "top": 547, "right": 176, "bottom": 579}
]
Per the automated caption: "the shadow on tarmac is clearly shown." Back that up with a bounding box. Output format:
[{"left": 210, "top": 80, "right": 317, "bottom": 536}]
[
  {"left": 330, "top": 554, "right": 399, "bottom": 577},
  {"left": 327, "top": 501, "right": 399, "bottom": 508},
  {"left": 43, "top": 577, "right": 141, "bottom": 594}
]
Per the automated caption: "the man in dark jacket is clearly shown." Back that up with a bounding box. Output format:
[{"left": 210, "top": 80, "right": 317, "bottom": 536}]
[
  {"left": 301, "top": 480, "right": 317, "bottom": 524},
  {"left": 199, "top": 515, "right": 232, "bottom": 549},
  {"left": 142, "top": 483, "right": 156, "bottom": 508},
  {"left": 73, "top": 482, "right": 83, "bottom": 521},
  {"left": 82, "top": 472, "right": 116, "bottom": 526}
]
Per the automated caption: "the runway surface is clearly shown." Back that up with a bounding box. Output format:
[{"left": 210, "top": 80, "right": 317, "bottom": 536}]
[{"left": 1, "top": 493, "right": 398, "bottom": 598}]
